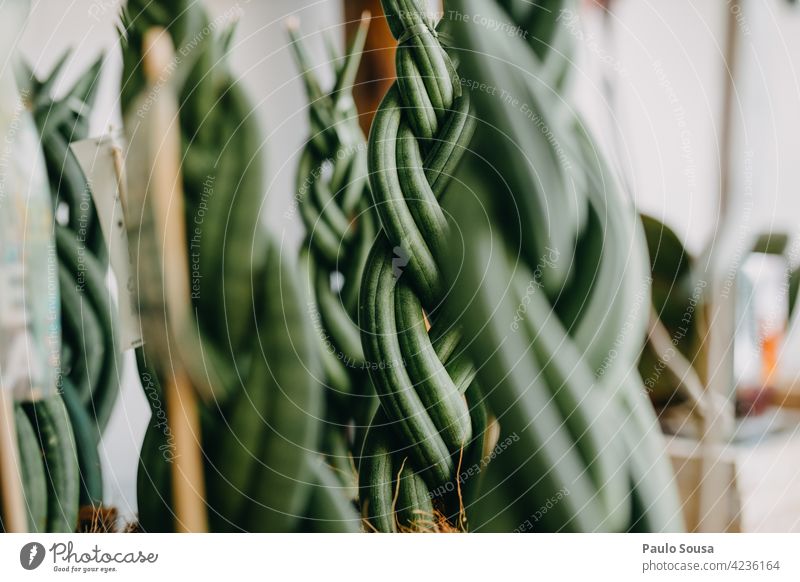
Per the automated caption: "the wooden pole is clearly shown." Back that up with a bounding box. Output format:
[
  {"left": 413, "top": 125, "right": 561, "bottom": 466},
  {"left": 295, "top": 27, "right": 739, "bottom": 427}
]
[
  {"left": 164, "top": 368, "right": 205, "bottom": 533},
  {"left": 140, "top": 28, "right": 208, "bottom": 533},
  {"left": 695, "top": 0, "right": 742, "bottom": 533},
  {"left": 344, "top": 0, "right": 397, "bottom": 133},
  {"left": 0, "top": 393, "right": 27, "bottom": 532}
]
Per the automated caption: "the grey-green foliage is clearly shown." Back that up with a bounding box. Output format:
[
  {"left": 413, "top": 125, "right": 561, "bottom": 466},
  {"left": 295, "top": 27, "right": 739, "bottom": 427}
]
[{"left": 121, "top": 0, "right": 330, "bottom": 532}]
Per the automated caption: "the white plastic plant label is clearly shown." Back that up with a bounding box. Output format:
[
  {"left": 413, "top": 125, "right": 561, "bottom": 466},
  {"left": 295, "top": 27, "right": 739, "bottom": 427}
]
[
  {"left": 0, "top": 71, "right": 60, "bottom": 401},
  {"left": 71, "top": 132, "right": 143, "bottom": 350}
]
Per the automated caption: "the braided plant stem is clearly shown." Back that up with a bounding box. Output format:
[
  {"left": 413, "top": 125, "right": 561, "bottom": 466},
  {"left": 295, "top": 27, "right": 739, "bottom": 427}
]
[
  {"left": 19, "top": 56, "right": 119, "bottom": 520},
  {"left": 289, "top": 19, "right": 379, "bottom": 477},
  {"left": 358, "top": 0, "right": 486, "bottom": 532},
  {"left": 21, "top": 56, "right": 121, "bottom": 433}
]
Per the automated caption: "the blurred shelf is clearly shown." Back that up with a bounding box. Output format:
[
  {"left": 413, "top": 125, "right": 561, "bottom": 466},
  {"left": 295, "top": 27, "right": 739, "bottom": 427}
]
[
  {"left": 666, "top": 408, "right": 800, "bottom": 532},
  {"left": 774, "top": 382, "right": 800, "bottom": 409},
  {"left": 735, "top": 410, "right": 800, "bottom": 532}
]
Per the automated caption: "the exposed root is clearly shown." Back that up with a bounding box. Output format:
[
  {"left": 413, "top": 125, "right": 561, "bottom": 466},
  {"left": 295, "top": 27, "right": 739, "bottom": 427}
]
[{"left": 396, "top": 507, "right": 463, "bottom": 533}]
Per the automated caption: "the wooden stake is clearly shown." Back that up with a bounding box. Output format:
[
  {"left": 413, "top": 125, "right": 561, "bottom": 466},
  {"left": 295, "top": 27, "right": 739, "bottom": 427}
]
[
  {"left": 694, "top": 0, "right": 743, "bottom": 533},
  {"left": 164, "top": 368, "right": 206, "bottom": 533},
  {"left": 0, "top": 392, "right": 26, "bottom": 532},
  {"left": 139, "top": 28, "right": 208, "bottom": 533},
  {"left": 344, "top": 0, "right": 397, "bottom": 133}
]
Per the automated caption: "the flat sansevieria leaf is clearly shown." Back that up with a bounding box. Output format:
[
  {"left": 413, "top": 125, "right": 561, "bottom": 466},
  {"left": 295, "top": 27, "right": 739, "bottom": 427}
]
[{"left": 121, "top": 0, "right": 325, "bottom": 533}]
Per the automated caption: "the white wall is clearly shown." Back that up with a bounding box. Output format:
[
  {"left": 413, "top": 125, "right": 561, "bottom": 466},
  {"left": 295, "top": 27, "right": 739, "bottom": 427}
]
[{"left": 573, "top": 0, "right": 800, "bottom": 256}]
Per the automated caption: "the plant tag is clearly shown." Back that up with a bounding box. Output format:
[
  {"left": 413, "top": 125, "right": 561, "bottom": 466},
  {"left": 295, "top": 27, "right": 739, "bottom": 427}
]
[
  {"left": 0, "top": 89, "right": 59, "bottom": 402},
  {"left": 71, "top": 132, "right": 143, "bottom": 350}
]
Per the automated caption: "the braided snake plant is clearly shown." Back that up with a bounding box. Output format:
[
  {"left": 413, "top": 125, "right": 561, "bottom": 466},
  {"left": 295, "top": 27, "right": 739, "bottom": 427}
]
[
  {"left": 19, "top": 56, "right": 118, "bottom": 529},
  {"left": 289, "top": 16, "right": 380, "bottom": 496},
  {"left": 357, "top": 0, "right": 683, "bottom": 532},
  {"left": 357, "top": 0, "right": 488, "bottom": 532}
]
